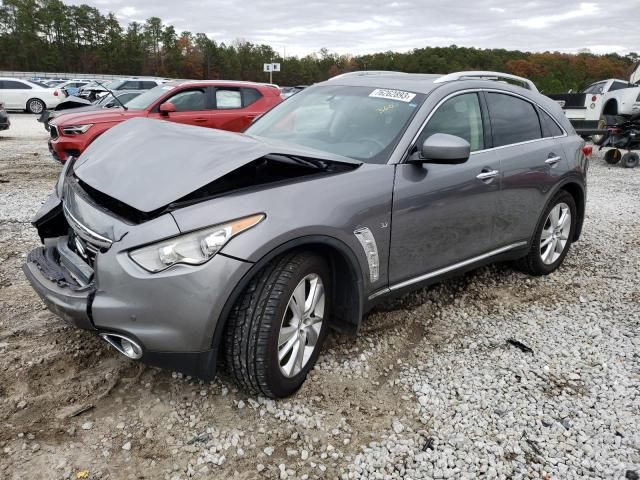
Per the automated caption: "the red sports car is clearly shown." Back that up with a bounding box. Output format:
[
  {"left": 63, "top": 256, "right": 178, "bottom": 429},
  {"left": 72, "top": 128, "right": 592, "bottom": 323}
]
[{"left": 48, "top": 80, "right": 282, "bottom": 162}]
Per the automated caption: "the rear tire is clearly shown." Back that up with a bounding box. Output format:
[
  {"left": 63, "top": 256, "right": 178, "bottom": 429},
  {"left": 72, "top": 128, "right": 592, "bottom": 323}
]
[
  {"left": 516, "top": 190, "right": 576, "bottom": 276},
  {"left": 604, "top": 149, "right": 622, "bottom": 164},
  {"left": 621, "top": 152, "right": 639, "bottom": 168},
  {"left": 223, "top": 251, "right": 331, "bottom": 398},
  {"left": 26, "top": 98, "right": 45, "bottom": 114}
]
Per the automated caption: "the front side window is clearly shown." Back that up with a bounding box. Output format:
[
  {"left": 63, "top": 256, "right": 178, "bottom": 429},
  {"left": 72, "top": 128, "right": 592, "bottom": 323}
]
[
  {"left": 167, "top": 88, "right": 207, "bottom": 111},
  {"left": 246, "top": 85, "right": 425, "bottom": 164},
  {"left": 216, "top": 89, "right": 242, "bottom": 109},
  {"left": 486, "top": 93, "right": 541, "bottom": 147},
  {"left": 417, "top": 93, "right": 484, "bottom": 152}
]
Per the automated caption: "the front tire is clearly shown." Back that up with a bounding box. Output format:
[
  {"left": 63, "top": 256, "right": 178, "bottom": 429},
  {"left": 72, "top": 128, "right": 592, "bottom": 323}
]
[
  {"left": 26, "top": 98, "right": 45, "bottom": 114},
  {"left": 223, "top": 251, "right": 331, "bottom": 398},
  {"left": 516, "top": 190, "right": 576, "bottom": 276}
]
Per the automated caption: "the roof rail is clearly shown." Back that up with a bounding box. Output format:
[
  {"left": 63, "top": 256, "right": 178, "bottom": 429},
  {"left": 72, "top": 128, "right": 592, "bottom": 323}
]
[
  {"left": 328, "top": 70, "right": 407, "bottom": 81},
  {"left": 434, "top": 71, "right": 539, "bottom": 92}
]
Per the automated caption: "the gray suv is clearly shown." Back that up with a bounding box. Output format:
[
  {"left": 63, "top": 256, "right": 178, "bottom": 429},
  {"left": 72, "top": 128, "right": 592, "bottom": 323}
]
[{"left": 24, "top": 71, "right": 588, "bottom": 398}]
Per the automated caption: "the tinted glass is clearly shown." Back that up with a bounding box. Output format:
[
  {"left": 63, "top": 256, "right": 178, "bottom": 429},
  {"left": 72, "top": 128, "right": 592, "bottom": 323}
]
[
  {"left": 246, "top": 85, "right": 424, "bottom": 164},
  {"left": 125, "top": 85, "right": 176, "bottom": 110},
  {"left": 583, "top": 82, "right": 606, "bottom": 94},
  {"left": 242, "top": 88, "right": 262, "bottom": 107},
  {"left": 140, "top": 81, "right": 157, "bottom": 89},
  {"left": 486, "top": 93, "right": 541, "bottom": 147},
  {"left": 539, "top": 109, "right": 564, "bottom": 138},
  {"left": 216, "top": 89, "right": 242, "bottom": 109},
  {"left": 168, "top": 88, "right": 207, "bottom": 111},
  {"left": 122, "top": 81, "right": 140, "bottom": 89},
  {"left": 3, "top": 80, "right": 31, "bottom": 89},
  {"left": 610, "top": 81, "right": 630, "bottom": 91},
  {"left": 417, "top": 93, "right": 484, "bottom": 152}
]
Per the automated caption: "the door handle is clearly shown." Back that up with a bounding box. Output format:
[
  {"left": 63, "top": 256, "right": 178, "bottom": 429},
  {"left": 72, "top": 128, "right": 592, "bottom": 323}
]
[
  {"left": 476, "top": 169, "right": 499, "bottom": 181},
  {"left": 545, "top": 156, "right": 561, "bottom": 166}
]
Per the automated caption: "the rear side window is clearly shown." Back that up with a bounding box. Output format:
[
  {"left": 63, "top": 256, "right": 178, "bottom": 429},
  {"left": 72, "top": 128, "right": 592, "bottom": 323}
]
[
  {"left": 121, "top": 81, "right": 140, "bottom": 89},
  {"left": 610, "top": 81, "right": 629, "bottom": 91},
  {"left": 539, "top": 109, "right": 564, "bottom": 138},
  {"left": 486, "top": 93, "right": 541, "bottom": 147},
  {"left": 2, "top": 80, "right": 31, "bottom": 89},
  {"left": 417, "top": 93, "right": 484, "bottom": 152},
  {"left": 140, "top": 81, "right": 158, "bottom": 89},
  {"left": 216, "top": 89, "right": 242, "bottom": 109},
  {"left": 242, "top": 88, "right": 262, "bottom": 107}
]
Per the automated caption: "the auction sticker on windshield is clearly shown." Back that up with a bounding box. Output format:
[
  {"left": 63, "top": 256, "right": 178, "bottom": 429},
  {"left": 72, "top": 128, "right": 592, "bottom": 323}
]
[{"left": 369, "top": 88, "right": 416, "bottom": 103}]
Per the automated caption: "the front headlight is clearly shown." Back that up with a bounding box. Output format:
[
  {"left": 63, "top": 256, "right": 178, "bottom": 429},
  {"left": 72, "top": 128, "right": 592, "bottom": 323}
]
[
  {"left": 129, "top": 214, "right": 265, "bottom": 273},
  {"left": 62, "top": 124, "right": 93, "bottom": 135},
  {"left": 56, "top": 155, "right": 75, "bottom": 197}
]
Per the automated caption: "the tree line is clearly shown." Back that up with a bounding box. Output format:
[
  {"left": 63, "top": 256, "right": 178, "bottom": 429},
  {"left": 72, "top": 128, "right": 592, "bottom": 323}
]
[{"left": 1, "top": 0, "right": 637, "bottom": 92}]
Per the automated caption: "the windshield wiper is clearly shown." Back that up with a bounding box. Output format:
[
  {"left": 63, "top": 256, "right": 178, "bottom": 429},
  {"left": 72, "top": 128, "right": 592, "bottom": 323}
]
[{"left": 94, "top": 81, "right": 127, "bottom": 111}]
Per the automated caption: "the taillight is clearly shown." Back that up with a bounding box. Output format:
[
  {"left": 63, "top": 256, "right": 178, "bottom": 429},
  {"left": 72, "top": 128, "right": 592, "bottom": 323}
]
[
  {"left": 54, "top": 90, "right": 58, "bottom": 96},
  {"left": 582, "top": 145, "right": 592, "bottom": 157},
  {"left": 591, "top": 95, "right": 597, "bottom": 102}
]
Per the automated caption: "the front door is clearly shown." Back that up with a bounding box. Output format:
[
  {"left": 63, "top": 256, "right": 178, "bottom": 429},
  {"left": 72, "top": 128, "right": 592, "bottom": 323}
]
[{"left": 389, "top": 92, "right": 500, "bottom": 286}]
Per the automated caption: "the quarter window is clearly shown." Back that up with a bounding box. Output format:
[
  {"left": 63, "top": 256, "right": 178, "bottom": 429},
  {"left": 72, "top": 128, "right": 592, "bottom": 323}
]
[
  {"left": 539, "top": 109, "right": 564, "bottom": 138},
  {"left": 216, "top": 89, "right": 242, "bottom": 109},
  {"left": 242, "top": 88, "right": 262, "bottom": 107},
  {"left": 417, "top": 93, "right": 484, "bottom": 152},
  {"left": 486, "top": 93, "right": 541, "bottom": 147}
]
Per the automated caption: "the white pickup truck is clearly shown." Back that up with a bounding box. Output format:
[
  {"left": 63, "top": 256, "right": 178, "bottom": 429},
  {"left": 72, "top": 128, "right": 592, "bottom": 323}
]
[{"left": 548, "top": 61, "right": 640, "bottom": 132}]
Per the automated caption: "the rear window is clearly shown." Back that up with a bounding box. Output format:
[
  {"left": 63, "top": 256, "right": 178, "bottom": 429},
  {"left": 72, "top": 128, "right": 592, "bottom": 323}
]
[{"left": 486, "top": 93, "right": 541, "bottom": 147}]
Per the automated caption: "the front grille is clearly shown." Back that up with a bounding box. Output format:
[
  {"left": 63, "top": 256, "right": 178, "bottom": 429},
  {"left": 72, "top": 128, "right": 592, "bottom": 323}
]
[
  {"left": 68, "top": 229, "right": 100, "bottom": 267},
  {"left": 50, "top": 125, "right": 59, "bottom": 139}
]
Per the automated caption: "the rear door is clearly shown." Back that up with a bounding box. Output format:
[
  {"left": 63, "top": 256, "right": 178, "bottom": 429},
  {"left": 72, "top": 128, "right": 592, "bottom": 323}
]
[
  {"left": 485, "top": 91, "right": 568, "bottom": 245},
  {"left": 147, "top": 86, "right": 215, "bottom": 128},
  {"left": 389, "top": 91, "right": 501, "bottom": 285},
  {"left": 210, "top": 87, "right": 265, "bottom": 132},
  {"left": 0, "top": 80, "right": 32, "bottom": 109}
]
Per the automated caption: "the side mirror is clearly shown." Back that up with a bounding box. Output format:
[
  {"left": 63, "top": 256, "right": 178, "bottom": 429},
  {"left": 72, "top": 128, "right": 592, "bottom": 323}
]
[
  {"left": 159, "top": 102, "right": 176, "bottom": 115},
  {"left": 413, "top": 133, "right": 471, "bottom": 164}
]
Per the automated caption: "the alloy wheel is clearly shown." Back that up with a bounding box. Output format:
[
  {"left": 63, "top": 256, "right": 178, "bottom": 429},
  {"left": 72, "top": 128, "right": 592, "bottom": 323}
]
[
  {"left": 539, "top": 202, "right": 571, "bottom": 265},
  {"left": 277, "top": 273, "right": 325, "bottom": 378},
  {"left": 28, "top": 99, "right": 44, "bottom": 114}
]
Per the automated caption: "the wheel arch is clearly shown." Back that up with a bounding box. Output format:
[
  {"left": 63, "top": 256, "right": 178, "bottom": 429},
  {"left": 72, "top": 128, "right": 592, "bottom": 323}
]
[
  {"left": 25, "top": 97, "right": 45, "bottom": 112},
  {"left": 602, "top": 99, "right": 618, "bottom": 116},
  {"left": 211, "top": 235, "right": 365, "bottom": 355},
  {"left": 556, "top": 180, "right": 586, "bottom": 241}
]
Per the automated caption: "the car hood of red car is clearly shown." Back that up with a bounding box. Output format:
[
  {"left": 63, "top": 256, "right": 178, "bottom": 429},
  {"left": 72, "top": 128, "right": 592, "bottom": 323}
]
[
  {"left": 52, "top": 108, "right": 145, "bottom": 126},
  {"left": 73, "top": 117, "right": 361, "bottom": 213}
]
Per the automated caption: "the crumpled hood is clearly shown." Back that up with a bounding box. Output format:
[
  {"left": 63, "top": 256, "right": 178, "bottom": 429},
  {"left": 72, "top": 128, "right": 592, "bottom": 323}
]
[{"left": 73, "top": 117, "right": 361, "bottom": 213}]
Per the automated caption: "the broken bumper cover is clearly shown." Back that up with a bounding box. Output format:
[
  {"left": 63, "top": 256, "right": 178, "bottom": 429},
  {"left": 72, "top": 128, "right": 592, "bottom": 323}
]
[
  {"left": 23, "top": 234, "right": 252, "bottom": 379},
  {"left": 23, "top": 246, "right": 94, "bottom": 330}
]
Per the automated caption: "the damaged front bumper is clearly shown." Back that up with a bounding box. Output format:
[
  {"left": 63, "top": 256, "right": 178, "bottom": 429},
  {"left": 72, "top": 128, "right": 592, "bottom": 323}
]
[
  {"left": 23, "top": 186, "right": 253, "bottom": 380},
  {"left": 23, "top": 243, "right": 95, "bottom": 330}
]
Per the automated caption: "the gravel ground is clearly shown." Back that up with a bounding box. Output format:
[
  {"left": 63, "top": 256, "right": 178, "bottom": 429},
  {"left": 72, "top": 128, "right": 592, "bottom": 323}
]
[{"left": 0, "top": 114, "right": 639, "bottom": 480}]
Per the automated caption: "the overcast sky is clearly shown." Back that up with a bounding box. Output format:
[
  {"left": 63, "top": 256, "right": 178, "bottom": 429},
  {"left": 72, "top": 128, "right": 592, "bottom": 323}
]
[{"left": 75, "top": 0, "right": 638, "bottom": 57}]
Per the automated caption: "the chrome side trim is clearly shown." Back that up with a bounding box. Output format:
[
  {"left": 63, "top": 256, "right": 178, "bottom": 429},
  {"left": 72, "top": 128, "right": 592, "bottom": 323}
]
[
  {"left": 354, "top": 227, "right": 380, "bottom": 283},
  {"left": 368, "top": 241, "right": 528, "bottom": 300},
  {"left": 63, "top": 204, "right": 113, "bottom": 248}
]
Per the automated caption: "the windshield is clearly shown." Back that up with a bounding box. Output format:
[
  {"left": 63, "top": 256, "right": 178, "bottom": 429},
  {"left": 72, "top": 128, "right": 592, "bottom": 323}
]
[
  {"left": 124, "top": 85, "right": 175, "bottom": 110},
  {"left": 245, "top": 85, "right": 425, "bottom": 164}
]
